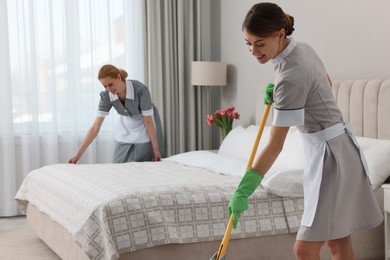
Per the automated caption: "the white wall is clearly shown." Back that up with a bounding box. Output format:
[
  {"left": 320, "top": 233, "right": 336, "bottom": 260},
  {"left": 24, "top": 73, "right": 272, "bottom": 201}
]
[{"left": 219, "top": 0, "right": 390, "bottom": 126}]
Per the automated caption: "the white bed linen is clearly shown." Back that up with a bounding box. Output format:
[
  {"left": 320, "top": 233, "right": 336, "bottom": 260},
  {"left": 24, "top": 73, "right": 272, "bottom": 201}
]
[
  {"left": 15, "top": 152, "right": 304, "bottom": 260},
  {"left": 165, "top": 150, "right": 247, "bottom": 177},
  {"left": 169, "top": 150, "right": 305, "bottom": 197}
]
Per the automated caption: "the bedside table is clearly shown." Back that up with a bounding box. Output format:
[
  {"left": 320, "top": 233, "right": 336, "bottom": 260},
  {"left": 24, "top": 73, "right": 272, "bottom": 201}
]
[{"left": 383, "top": 184, "right": 390, "bottom": 259}]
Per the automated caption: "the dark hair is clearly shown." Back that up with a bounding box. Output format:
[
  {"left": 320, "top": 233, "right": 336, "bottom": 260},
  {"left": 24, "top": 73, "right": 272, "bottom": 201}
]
[
  {"left": 242, "top": 2, "right": 295, "bottom": 37},
  {"left": 98, "top": 64, "right": 128, "bottom": 80}
]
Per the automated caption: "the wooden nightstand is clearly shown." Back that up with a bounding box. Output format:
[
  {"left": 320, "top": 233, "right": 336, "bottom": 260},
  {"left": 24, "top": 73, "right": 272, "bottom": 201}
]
[{"left": 383, "top": 184, "right": 390, "bottom": 259}]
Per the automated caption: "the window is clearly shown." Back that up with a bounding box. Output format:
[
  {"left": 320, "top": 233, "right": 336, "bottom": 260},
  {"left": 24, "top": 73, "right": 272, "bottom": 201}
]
[{"left": 6, "top": 0, "right": 144, "bottom": 135}]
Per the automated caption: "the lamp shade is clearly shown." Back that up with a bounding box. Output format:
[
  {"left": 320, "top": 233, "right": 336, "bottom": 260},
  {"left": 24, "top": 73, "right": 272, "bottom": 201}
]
[{"left": 191, "top": 61, "right": 227, "bottom": 86}]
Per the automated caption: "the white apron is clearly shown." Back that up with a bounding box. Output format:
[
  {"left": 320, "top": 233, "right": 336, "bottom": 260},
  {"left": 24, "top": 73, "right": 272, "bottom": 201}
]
[
  {"left": 116, "top": 115, "right": 150, "bottom": 144},
  {"left": 300, "top": 122, "right": 369, "bottom": 227}
]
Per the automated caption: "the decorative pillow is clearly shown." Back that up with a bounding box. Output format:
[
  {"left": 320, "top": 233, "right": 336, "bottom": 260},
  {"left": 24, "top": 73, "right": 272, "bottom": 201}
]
[{"left": 356, "top": 136, "right": 390, "bottom": 189}]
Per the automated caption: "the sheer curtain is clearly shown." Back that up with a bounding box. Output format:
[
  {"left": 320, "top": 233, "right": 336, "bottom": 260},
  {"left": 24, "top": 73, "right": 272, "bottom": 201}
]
[{"left": 0, "top": 0, "right": 145, "bottom": 216}]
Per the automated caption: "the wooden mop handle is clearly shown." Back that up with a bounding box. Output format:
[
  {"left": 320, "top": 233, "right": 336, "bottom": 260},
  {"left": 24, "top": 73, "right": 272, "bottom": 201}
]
[
  {"left": 215, "top": 104, "right": 272, "bottom": 260},
  {"left": 245, "top": 104, "right": 272, "bottom": 169}
]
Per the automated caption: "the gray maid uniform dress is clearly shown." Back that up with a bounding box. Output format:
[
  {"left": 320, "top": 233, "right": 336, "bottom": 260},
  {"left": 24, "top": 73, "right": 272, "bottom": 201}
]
[
  {"left": 97, "top": 80, "right": 165, "bottom": 163},
  {"left": 271, "top": 38, "right": 383, "bottom": 241}
]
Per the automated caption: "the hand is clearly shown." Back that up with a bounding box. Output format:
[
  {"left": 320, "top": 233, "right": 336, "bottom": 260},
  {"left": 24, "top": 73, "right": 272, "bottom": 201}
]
[
  {"left": 68, "top": 154, "right": 80, "bottom": 164},
  {"left": 152, "top": 149, "right": 161, "bottom": 161},
  {"left": 263, "top": 83, "right": 274, "bottom": 104},
  {"left": 228, "top": 168, "right": 264, "bottom": 228},
  {"left": 228, "top": 191, "right": 249, "bottom": 229}
]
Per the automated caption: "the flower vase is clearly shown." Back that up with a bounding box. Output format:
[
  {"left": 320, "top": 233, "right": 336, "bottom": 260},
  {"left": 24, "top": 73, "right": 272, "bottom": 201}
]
[
  {"left": 220, "top": 125, "right": 232, "bottom": 141},
  {"left": 207, "top": 106, "right": 239, "bottom": 142}
]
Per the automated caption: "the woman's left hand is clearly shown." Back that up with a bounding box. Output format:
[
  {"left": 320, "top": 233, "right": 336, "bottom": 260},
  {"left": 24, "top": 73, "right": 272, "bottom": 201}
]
[{"left": 152, "top": 149, "right": 161, "bottom": 161}]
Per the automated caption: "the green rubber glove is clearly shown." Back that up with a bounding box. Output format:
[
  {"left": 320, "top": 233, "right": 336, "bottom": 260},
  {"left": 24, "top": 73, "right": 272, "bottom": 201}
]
[
  {"left": 228, "top": 167, "right": 264, "bottom": 228},
  {"left": 263, "top": 83, "right": 274, "bottom": 104}
]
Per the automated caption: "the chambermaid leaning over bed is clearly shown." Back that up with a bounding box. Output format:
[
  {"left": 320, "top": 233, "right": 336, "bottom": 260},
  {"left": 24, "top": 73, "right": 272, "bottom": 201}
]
[
  {"left": 68, "top": 64, "right": 165, "bottom": 164},
  {"left": 228, "top": 2, "right": 383, "bottom": 260}
]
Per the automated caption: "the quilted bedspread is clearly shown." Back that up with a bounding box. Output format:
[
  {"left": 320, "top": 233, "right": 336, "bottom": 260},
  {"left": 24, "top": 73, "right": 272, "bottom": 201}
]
[{"left": 15, "top": 152, "right": 304, "bottom": 260}]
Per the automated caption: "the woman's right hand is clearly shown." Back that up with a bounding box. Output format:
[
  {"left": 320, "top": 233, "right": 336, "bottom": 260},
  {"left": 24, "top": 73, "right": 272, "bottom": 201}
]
[
  {"left": 68, "top": 117, "right": 104, "bottom": 164},
  {"left": 263, "top": 83, "right": 274, "bottom": 104}
]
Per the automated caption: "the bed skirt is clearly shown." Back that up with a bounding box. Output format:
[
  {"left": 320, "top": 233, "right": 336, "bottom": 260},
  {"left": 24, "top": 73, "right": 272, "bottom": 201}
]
[{"left": 26, "top": 188, "right": 384, "bottom": 260}]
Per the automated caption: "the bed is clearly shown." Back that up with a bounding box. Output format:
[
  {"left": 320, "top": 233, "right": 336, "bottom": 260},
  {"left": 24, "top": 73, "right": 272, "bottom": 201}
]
[{"left": 15, "top": 79, "right": 390, "bottom": 260}]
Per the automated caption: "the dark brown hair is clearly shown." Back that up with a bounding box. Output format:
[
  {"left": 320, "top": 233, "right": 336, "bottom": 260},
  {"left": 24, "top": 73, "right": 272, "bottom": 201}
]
[
  {"left": 242, "top": 2, "right": 295, "bottom": 37},
  {"left": 98, "top": 64, "right": 128, "bottom": 80}
]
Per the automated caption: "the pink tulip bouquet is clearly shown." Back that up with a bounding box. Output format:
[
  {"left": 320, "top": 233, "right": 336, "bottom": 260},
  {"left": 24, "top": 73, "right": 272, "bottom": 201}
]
[{"left": 207, "top": 106, "right": 240, "bottom": 140}]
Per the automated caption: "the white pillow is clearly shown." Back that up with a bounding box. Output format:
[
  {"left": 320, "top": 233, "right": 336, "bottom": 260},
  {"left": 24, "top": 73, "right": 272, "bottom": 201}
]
[
  {"left": 356, "top": 136, "right": 390, "bottom": 189},
  {"left": 246, "top": 125, "right": 305, "bottom": 171},
  {"left": 217, "top": 125, "right": 271, "bottom": 162},
  {"left": 218, "top": 125, "right": 305, "bottom": 169},
  {"left": 261, "top": 169, "right": 304, "bottom": 197}
]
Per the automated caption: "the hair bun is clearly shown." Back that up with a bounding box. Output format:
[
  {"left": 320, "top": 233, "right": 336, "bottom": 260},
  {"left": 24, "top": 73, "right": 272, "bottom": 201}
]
[
  {"left": 284, "top": 13, "right": 295, "bottom": 36},
  {"left": 118, "top": 69, "right": 128, "bottom": 79}
]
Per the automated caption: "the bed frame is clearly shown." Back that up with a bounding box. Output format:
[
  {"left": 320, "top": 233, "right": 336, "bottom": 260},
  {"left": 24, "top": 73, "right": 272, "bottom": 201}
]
[{"left": 26, "top": 79, "right": 390, "bottom": 260}]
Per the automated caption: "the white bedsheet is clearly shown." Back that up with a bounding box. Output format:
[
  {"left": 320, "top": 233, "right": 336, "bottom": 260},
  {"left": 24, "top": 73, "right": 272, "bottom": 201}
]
[{"left": 165, "top": 150, "right": 247, "bottom": 177}]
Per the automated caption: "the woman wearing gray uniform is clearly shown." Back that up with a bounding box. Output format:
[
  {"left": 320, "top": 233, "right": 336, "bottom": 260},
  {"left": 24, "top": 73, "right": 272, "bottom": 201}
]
[
  {"left": 228, "top": 3, "right": 383, "bottom": 260},
  {"left": 68, "top": 64, "right": 165, "bottom": 164}
]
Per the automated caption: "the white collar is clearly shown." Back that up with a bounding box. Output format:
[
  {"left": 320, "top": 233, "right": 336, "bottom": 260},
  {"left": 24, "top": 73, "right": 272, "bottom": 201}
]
[
  {"left": 271, "top": 38, "right": 297, "bottom": 65},
  {"left": 108, "top": 80, "right": 134, "bottom": 102}
]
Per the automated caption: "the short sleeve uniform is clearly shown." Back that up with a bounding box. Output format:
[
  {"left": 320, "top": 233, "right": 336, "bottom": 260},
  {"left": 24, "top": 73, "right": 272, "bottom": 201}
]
[
  {"left": 271, "top": 39, "right": 343, "bottom": 132},
  {"left": 98, "top": 80, "right": 165, "bottom": 162},
  {"left": 271, "top": 39, "right": 383, "bottom": 241}
]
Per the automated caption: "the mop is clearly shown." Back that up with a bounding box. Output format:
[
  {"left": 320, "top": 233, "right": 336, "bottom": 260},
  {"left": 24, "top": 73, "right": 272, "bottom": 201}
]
[{"left": 210, "top": 90, "right": 272, "bottom": 260}]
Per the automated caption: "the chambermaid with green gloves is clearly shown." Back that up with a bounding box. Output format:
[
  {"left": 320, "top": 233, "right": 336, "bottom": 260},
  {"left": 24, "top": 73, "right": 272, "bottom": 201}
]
[{"left": 228, "top": 3, "right": 382, "bottom": 259}]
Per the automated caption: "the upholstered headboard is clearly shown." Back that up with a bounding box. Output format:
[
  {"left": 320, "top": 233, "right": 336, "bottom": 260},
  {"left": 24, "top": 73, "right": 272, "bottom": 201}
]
[
  {"left": 257, "top": 79, "right": 390, "bottom": 140},
  {"left": 332, "top": 79, "right": 390, "bottom": 140}
]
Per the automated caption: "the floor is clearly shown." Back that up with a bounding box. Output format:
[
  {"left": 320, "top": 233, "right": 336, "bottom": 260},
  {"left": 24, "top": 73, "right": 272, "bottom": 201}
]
[
  {"left": 0, "top": 215, "right": 27, "bottom": 230},
  {"left": 0, "top": 215, "right": 62, "bottom": 260}
]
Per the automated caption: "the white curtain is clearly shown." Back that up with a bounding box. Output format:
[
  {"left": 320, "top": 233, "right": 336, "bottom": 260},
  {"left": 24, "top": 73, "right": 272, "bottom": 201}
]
[{"left": 0, "top": 0, "right": 145, "bottom": 216}]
